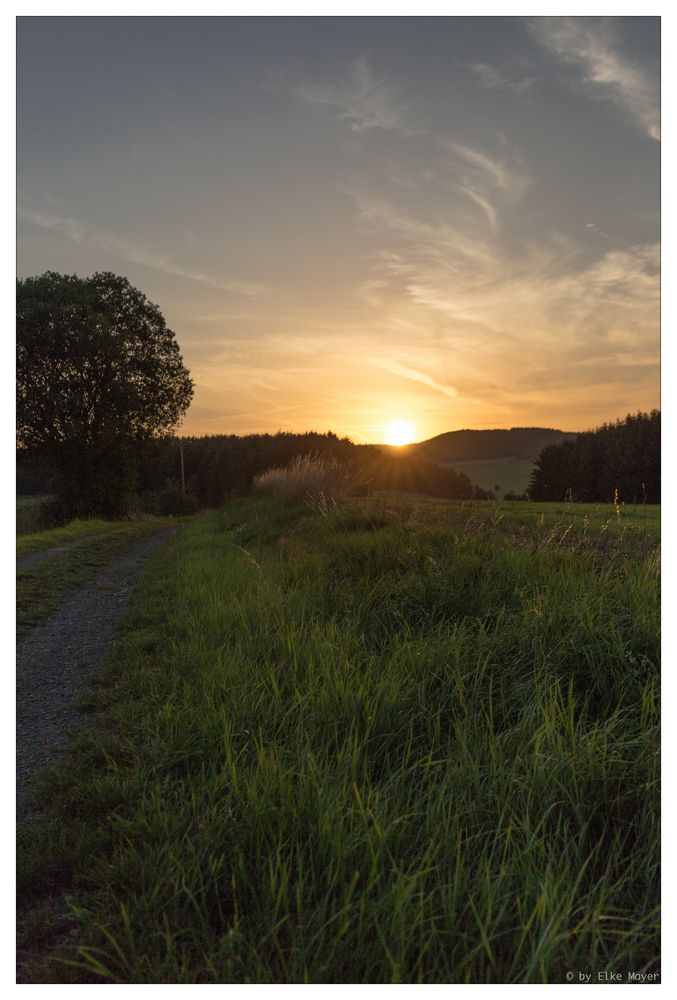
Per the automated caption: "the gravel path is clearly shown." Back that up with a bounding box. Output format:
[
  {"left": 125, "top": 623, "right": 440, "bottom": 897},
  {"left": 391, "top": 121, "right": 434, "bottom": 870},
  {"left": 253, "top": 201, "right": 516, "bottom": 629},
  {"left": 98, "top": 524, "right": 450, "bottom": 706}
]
[
  {"left": 17, "top": 533, "right": 110, "bottom": 572},
  {"left": 16, "top": 528, "right": 177, "bottom": 823}
]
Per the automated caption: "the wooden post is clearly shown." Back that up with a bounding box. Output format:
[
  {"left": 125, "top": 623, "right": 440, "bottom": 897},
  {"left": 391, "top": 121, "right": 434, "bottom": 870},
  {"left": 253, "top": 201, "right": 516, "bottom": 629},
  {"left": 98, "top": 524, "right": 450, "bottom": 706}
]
[{"left": 180, "top": 441, "right": 186, "bottom": 498}]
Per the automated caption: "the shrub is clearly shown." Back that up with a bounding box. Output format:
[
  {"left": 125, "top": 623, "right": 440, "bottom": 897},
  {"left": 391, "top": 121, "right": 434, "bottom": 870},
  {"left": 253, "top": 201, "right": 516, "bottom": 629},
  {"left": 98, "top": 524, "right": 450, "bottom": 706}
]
[
  {"left": 16, "top": 495, "right": 65, "bottom": 535},
  {"left": 137, "top": 483, "right": 199, "bottom": 516},
  {"left": 253, "top": 453, "right": 353, "bottom": 504},
  {"left": 155, "top": 485, "right": 199, "bottom": 516}
]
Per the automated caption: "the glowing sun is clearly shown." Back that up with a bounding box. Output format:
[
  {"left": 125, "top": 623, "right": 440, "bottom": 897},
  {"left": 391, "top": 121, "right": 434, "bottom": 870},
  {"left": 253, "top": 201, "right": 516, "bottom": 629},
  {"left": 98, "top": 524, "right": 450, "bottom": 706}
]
[{"left": 384, "top": 419, "right": 417, "bottom": 447}]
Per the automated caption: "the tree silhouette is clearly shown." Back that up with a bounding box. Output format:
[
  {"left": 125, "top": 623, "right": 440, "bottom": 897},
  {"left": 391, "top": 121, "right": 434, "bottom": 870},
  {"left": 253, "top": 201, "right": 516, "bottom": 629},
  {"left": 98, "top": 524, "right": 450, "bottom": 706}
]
[
  {"left": 529, "top": 411, "right": 660, "bottom": 504},
  {"left": 17, "top": 272, "right": 193, "bottom": 516}
]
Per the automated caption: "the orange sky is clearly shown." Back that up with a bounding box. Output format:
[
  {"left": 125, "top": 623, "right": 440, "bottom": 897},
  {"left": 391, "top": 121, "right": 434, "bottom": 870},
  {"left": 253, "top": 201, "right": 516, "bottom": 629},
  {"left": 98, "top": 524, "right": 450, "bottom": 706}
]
[{"left": 18, "top": 18, "right": 660, "bottom": 443}]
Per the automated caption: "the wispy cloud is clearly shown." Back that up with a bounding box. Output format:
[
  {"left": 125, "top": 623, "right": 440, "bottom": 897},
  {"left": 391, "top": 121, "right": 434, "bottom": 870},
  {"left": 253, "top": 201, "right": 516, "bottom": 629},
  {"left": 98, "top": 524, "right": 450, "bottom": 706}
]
[
  {"left": 528, "top": 17, "right": 660, "bottom": 140},
  {"left": 348, "top": 171, "right": 659, "bottom": 412},
  {"left": 296, "top": 58, "right": 528, "bottom": 238},
  {"left": 353, "top": 128, "right": 529, "bottom": 260},
  {"left": 352, "top": 192, "right": 495, "bottom": 270},
  {"left": 458, "top": 186, "right": 498, "bottom": 231},
  {"left": 293, "top": 59, "right": 413, "bottom": 135},
  {"left": 17, "top": 205, "right": 266, "bottom": 296},
  {"left": 470, "top": 62, "right": 535, "bottom": 95},
  {"left": 370, "top": 357, "right": 458, "bottom": 398},
  {"left": 441, "top": 140, "right": 529, "bottom": 201}
]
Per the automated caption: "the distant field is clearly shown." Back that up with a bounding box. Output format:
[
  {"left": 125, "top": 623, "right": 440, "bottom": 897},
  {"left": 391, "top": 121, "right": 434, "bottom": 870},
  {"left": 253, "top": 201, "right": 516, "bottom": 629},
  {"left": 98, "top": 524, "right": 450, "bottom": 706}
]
[
  {"left": 446, "top": 456, "right": 536, "bottom": 494},
  {"left": 19, "top": 495, "right": 659, "bottom": 983}
]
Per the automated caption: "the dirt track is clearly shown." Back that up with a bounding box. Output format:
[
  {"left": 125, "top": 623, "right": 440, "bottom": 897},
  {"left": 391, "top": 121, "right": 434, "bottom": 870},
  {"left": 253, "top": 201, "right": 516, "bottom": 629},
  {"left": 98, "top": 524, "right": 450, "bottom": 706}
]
[
  {"left": 16, "top": 529, "right": 176, "bottom": 823},
  {"left": 16, "top": 533, "right": 110, "bottom": 572}
]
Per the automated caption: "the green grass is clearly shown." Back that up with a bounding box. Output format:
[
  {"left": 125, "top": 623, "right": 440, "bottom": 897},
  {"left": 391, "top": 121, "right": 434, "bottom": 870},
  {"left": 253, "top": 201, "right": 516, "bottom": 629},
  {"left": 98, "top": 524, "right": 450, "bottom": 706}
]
[
  {"left": 373, "top": 494, "right": 660, "bottom": 540},
  {"left": 17, "top": 496, "right": 660, "bottom": 983},
  {"left": 16, "top": 515, "right": 168, "bottom": 557},
  {"left": 16, "top": 495, "right": 57, "bottom": 535},
  {"left": 447, "top": 456, "right": 537, "bottom": 495},
  {"left": 16, "top": 518, "right": 177, "bottom": 639}
]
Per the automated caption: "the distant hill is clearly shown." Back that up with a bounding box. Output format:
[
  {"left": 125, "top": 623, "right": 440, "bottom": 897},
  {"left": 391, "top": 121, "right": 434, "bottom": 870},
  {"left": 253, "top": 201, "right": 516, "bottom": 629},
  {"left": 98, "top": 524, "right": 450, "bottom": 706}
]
[
  {"left": 403, "top": 427, "right": 579, "bottom": 496},
  {"left": 410, "top": 427, "right": 578, "bottom": 464}
]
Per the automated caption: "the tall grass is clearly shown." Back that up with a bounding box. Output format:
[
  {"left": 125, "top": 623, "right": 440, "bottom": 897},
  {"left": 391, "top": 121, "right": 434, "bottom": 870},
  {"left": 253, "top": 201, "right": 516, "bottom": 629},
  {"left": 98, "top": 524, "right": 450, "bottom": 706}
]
[
  {"left": 18, "top": 496, "right": 660, "bottom": 983},
  {"left": 253, "top": 453, "right": 353, "bottom": 505},
  {"left": 16, "top": 495, "right": 60, "bottom": 535}
]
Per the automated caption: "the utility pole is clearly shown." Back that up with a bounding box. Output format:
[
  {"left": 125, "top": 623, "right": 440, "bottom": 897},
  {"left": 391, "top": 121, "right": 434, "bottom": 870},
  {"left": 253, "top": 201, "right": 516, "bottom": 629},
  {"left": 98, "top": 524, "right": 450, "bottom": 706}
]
[{"left": 179, "top": 440, "right": 186, "bottom": 497}]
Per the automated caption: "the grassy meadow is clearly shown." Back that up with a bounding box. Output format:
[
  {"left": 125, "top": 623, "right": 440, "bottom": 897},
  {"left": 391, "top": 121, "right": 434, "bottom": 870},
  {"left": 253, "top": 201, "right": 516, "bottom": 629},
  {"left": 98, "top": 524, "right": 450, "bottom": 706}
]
[
  {"left": 17, "top": 494, "right": 660, "bottom": 983},
  {"left": 448, "top": 457, "right": 536, "bottom": 495}
]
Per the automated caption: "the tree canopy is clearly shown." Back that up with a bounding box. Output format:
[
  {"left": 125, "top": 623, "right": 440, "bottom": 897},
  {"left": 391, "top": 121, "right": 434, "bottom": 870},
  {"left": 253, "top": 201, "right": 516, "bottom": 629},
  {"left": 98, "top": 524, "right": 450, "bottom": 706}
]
[
  {"left": 17, "top": 271, "right": 193, "bottom": 451},
  {"left": 529, "top": 411, "right": 660, "bottom": 504},
  {"left": 17, "top": 272, "right": 193, "bottom": 515}
]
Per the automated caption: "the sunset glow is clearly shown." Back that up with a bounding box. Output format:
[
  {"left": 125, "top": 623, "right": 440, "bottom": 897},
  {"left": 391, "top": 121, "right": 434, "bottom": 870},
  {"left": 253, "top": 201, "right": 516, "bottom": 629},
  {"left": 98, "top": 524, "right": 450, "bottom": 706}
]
[
  {"left": 384, "top": 420, "right": 416, "bottom": 447},
  {"left": 17, "top": 18, "right": 659, "bottom": 440}
]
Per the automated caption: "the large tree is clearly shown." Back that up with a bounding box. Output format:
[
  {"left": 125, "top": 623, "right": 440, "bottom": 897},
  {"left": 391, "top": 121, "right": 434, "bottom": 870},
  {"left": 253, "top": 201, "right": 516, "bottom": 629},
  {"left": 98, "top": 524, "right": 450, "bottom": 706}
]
[{"left": 17, "top": 271, "right": 194, "bottom": 516}]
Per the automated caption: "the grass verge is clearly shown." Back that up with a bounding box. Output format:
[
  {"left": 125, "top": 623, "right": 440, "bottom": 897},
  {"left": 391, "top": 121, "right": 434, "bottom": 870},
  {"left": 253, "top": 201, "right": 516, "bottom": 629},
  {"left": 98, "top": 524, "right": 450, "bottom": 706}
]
[
  {"left": 16, "top": 519, "right": 178, "bottom": 640},
  {"left": 16, "top": 516, "right": 171, "bottom": 559},
  {"left": 17, "top": 497, "right": 660, "bottom": 983}
]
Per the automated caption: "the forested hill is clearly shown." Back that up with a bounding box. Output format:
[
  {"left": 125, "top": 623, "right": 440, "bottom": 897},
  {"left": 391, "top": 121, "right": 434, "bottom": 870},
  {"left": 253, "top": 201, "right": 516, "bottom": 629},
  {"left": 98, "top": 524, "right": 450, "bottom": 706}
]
[
  {"left": 410, "top": 427, "right": 578, "bottom": 464},
  {"left": 529, "top": 411, "right": 660, "bottom": 504},
  {"left": 18, "top": 430, "right": 495, "bottom": 510}
]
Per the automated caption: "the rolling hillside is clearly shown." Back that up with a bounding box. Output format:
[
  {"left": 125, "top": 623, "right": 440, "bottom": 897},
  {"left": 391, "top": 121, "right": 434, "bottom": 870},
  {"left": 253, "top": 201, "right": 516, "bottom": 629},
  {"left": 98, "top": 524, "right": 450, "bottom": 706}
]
[{"left": 408, "top": 427, "right": 578, "bottom": 495}]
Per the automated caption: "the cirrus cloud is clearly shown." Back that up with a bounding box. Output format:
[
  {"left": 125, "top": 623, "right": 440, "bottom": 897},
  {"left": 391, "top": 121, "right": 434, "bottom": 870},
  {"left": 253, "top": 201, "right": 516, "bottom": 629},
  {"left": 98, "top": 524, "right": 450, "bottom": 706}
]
[{"left": 528, "top": 17, "right": 660, "bottom": 141}]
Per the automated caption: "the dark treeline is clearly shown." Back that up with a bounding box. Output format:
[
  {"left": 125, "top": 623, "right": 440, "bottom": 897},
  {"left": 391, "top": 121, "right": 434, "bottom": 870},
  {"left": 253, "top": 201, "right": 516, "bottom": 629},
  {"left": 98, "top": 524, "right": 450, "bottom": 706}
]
[
  {"left": 351, "top": 448, "right": 488, "bottom": 499},
  {"left": 529, "top": 411, "right": 660, "bottom": 503},
  {"left": 18, "top": 431, "right": 491, "bottom": 514},
  {"left": 134, "top": 432, "right": 490, "bottom": 505},
  {"left": 136, "top": 432, "right": 355, "bottom": 503}
]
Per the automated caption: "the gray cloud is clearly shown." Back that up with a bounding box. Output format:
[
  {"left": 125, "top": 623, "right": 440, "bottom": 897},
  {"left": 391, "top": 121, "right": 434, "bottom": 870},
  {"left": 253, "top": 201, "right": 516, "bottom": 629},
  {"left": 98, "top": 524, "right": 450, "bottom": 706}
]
[
  {"left": 470, "top": 62, "right": 536, "bottom": 95},
  {"left": 439, "top": 140, "right": 530, "bottom": 204},
  {"left": 293, "top": 59, "right": 414, "bottom": 135},
  {"left": 17, "top": 205, "right": 266, "bottom": 296},
  {"left": 528, "top": 17, "right": 660, "bottom": 140}
]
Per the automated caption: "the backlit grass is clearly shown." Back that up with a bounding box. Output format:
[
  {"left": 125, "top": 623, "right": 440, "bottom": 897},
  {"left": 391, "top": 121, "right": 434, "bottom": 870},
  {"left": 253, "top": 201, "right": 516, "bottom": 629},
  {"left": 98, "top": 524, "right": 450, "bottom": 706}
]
[
  {"left": 17, "top": 496, "right": 660, "bottom": 983},
  {"left": 16, "top": 515, "right": 169, "bottom": 558}
]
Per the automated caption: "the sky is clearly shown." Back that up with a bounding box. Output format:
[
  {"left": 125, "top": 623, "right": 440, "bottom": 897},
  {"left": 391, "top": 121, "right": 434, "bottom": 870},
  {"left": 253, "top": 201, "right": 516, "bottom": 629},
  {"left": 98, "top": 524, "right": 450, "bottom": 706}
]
[{"left": 16, "top": 16, "right": 660, "bottom": 443}]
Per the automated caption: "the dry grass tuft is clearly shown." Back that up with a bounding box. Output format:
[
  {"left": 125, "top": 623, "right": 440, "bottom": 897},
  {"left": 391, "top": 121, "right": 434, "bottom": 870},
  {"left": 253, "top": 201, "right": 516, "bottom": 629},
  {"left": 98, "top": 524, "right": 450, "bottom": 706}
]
[{"left": 253, "top": 453, "right": 353, "bottom": 505}]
